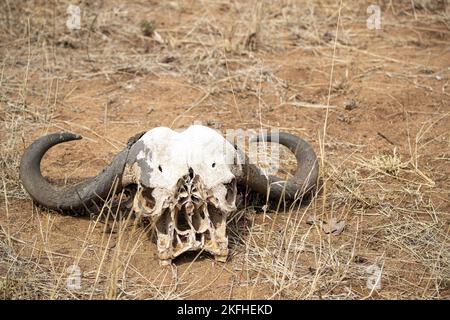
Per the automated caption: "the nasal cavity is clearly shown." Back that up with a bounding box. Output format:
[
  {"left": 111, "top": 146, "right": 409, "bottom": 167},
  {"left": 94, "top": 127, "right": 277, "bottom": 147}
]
[{"left": 188, "top": 167, "right": 194, "bottom": 179}]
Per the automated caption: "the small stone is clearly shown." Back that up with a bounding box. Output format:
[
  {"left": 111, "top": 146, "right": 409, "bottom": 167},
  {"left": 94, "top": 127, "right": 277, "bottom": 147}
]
[
  {"left": 354, "top": 255, "right": 368, "bottom": 263},
  {"left": 161, "top": 56, "right": 176, "bottom": 63},
  {"left": 322, "top": 218, "right": 346, "bottom": 236},
  {"left": 215, "top": 255, "right": 227, "bottom": 263},
  {"left": 124, "top": 83, "right": 136, "bottom": 92},
  {"left": 323, "top": 31, "right": 333, "bottom": 43},
  {"left": 306, "top": 215, "right": 318, "bottom": 225},
  {"left": 206, "top": 119, "right": 221, "bottom": 128},
  {"left": 345, "top": 99, "right": 358, "bottom": 111},
  {"left": 159, "top": 259, "right": 172, "bottom": 267},
  {"left": 419, "top": 67, "right": 434, "bottom": 74}
]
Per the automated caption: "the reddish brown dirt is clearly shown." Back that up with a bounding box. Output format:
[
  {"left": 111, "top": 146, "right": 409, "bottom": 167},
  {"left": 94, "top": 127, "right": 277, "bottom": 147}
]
[{"left": 0, "top": 1, "right": 449, "bottom": 299}]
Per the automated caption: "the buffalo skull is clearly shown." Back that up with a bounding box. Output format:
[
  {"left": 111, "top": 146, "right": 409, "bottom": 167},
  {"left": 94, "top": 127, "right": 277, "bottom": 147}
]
[{"left": 20, "top": 125, "right": 318, "bottom": 264}]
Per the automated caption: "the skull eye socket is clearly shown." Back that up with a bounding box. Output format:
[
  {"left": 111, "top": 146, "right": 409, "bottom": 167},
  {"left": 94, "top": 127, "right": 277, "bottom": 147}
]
[
  {"left": 207, "top": 203, "right": 225, "bottom": 229},
  {"left": 141, "top": 188, "right": 155, "bottom": 209},
  {"left": 225, "top": 178, "right": 237, "bottom": 203},
  {"left": 155, "top": 209, "right": 170, "bottom": 235},
  {"left": 211, "top": 162, "right": 216, "bottom": 168},
  {"left": 158, "top": 165, "right": 163, "bottom": 172}
]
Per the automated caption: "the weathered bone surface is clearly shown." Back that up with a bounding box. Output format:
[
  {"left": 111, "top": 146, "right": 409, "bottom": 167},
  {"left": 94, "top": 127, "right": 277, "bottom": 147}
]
[
  {"left": 123, "top": 126, "right": 240, "bottom": 264},
  {"left": 20, "top": 125, "right": 319, "bottom": 265}
]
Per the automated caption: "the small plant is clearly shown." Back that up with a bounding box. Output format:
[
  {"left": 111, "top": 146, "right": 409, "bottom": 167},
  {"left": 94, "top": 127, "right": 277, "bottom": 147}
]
[
  {"left": 139, "top": 20, "right": 155, "bottom": 37},
  {"left": 371, "top": 149, "right": 407, "bottom": 176}
]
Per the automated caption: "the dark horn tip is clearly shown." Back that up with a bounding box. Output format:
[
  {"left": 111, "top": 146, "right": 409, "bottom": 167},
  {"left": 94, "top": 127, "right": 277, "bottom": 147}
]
[{"left": 60, "top": 132, "right": 82, "bottom": 141}]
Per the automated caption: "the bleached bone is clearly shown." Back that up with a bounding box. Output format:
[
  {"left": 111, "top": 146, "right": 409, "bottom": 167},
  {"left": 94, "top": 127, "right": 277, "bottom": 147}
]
[{"left": 123, "top": 126, "right": 239, "bottom": 263}]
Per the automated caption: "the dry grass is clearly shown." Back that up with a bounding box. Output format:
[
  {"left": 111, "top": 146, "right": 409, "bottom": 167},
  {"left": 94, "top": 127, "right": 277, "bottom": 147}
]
[{"left": 0, "top": 0, "right": 449, "bottom": 299}]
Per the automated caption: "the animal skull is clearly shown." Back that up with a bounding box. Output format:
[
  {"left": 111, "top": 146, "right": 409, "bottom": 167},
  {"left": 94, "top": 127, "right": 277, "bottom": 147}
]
[
  {"left": 20, "top": 125, "right": 319, "bottom": 265},
  {"left": 122, "top": 126, "right": 241, "bottom": 264}
]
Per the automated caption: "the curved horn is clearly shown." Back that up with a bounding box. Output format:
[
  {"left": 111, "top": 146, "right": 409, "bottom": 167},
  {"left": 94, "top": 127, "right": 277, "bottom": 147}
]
[
  {"left": 241, "top": 132, "right": 319, "bottom": 202},
  {"left": 20, "top": 132, "right": 142, "bottom": 212}
]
